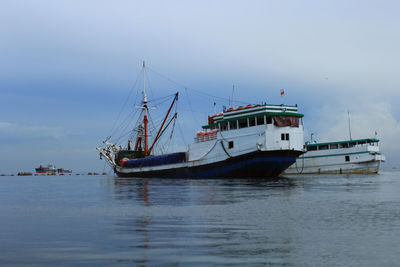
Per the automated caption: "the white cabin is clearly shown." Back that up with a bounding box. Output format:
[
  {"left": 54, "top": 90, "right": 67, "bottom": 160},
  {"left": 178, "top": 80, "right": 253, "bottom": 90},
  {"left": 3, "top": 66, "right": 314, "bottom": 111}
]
[{"left": 188, "top": 104, "right": 304, "bottom": 162}]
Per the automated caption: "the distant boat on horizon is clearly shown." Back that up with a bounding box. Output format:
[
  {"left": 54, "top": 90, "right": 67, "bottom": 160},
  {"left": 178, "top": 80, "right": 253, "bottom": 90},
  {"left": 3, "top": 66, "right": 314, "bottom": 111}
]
[
  {"left": 35, "top": 165, "right": 72, "bottom": 174},
  {"left": 35, "top": 164, "right": 56, "bottom": 174},
  {"left": 57, "top": 168, "right": 72, "bottom": 174}
]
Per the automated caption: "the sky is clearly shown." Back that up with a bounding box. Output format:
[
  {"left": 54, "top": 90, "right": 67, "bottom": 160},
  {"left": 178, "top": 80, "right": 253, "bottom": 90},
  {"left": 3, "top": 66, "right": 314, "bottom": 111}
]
[{"left": 1, "top": 0, "right": 400, "bottom": 173}]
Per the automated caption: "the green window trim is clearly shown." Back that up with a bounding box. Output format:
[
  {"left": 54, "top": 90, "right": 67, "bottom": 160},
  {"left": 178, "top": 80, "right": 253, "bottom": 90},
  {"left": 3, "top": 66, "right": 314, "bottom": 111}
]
[
  {"left": 222, "top": 107, "right": 298, "bottom": 118},
  {"left": 306, "top": 138, "right": 380, "bottom": 149},
  {"left": 203, "top": 112, "right": 304, "bottom": 129}
]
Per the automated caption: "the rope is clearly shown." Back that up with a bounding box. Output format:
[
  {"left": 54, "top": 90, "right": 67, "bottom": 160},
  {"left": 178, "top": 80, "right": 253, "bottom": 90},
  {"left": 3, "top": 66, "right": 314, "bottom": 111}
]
[
  {"left": 107, "top": 70, "right": 141, "bottom": 137},
  {"left": 189, "top": 139, "right": 219, "bottom": 161},
  {"left": 220, "top": 140, "right": 233, "bottom": 158},
  {"left": 184, "top": 88, "right": 201, "bottom": 126},
  {"left": 295, "top": 153, "right": 305, "bottom": 174},
  {"left": 147, "top": 66, "right": 250, "bottom": 105}
]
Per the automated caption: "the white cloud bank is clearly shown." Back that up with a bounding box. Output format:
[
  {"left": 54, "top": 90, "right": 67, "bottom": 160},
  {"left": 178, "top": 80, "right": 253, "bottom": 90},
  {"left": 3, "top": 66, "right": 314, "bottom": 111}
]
[{"left": 0, "top": 122, "right": 65, "bottom": 141}]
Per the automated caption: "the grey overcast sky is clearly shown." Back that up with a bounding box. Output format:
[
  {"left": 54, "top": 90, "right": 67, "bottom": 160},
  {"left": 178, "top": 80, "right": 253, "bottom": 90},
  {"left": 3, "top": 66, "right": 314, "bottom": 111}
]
[{"left": 1, "top": 0, "right": 399, "bottom": 173}]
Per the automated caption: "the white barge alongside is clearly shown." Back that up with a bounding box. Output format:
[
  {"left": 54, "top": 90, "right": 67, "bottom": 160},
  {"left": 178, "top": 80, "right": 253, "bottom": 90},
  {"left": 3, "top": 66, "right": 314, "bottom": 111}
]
[{"left": 284, "top": 138, "right": 385, "bottom": 174}]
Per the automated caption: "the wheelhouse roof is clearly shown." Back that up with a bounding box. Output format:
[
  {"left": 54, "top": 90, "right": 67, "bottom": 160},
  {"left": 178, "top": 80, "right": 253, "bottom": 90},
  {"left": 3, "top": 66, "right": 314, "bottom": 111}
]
[{"left": 306, "top": 138, "right": 379, "bottom": 147}]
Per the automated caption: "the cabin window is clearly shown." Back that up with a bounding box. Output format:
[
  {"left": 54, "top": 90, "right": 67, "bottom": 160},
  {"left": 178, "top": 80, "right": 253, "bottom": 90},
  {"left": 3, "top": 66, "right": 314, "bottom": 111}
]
[
  {"left": 238, "top": 118, "right": 248, "bottom": 129},
  {"left": 220, "top": 122, "right": 228, "bottom": 131},
  {"left": 256, "top": 116, "right": 265, "bottom": 125},
  {"left": 348, "top": 142, "right": 355, "bottom": 148},
  {"left": 266, "top": 116, "right": 272, "bottom": 124},
  {"left": 228, "top": 141, "right": 234, "bottom": 149},
  {"left": 340, "top": 143, "right": 349, "bottom": 148},
  {"left": 281, "top": 133, "right": 289, "bottom": 141},
  {"left": 249, "top": 117, "right": 256, "bottom": 127},
  {"left": 307, "top": 146, "right": 317, "bottom": 151},
  {"left": 319, "top": 145, "right": 329, "bottom": 150},
  {"left": 229, "top": 120, "right": 237, "bottom": 130},
  {"left": 358, "top": 141, "right": 366, "bottom": 145},
  {"left": 368, "top": 140, "right": 378, "bottom": 146},
  {"left": 345, "top": 155, "right": 350, "bottom": 162},
  {"left": 273, "top": 116, "right": 299, "bottom": 127},
  {"left": 330, "top": 144, "right": 338, "bottom": 149}
]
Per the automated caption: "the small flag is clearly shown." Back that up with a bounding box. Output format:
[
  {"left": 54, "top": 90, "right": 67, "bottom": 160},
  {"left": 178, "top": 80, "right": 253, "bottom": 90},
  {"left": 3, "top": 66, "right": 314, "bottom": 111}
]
[{"left": 280, "top": 89, "right": 284, "bottom": 96}]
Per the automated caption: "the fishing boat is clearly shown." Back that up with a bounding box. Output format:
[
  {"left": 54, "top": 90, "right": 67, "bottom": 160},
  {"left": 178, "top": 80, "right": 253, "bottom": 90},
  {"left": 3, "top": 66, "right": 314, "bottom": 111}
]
[
  {"left": 284, "top": 138, "right": 386, "bottom": 174},
  {"left": 97, "top": 63, "right": 305, "bottom": 178},
  {"left": 35, "top": 164, "right": 57, "bottom": 174},
  {"left": 57, "top": 168, "right": 72, "bottom": 174}
]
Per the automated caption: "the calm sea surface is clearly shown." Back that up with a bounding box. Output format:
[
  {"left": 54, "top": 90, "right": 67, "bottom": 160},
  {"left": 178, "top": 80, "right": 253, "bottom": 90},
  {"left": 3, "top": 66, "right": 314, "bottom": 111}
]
[{"left": 1, "top": 172, "right": 399, "bottom": 266}]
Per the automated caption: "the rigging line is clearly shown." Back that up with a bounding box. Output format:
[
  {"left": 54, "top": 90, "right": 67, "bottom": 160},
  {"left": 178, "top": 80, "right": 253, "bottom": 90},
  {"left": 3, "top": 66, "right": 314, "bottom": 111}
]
[
  {"left": 149, "top": 113, "right": 176, "bottom": 153},
  {"left": 113, "top": 109, "right": 143, "bottom": 144},
  {"left": 113, "top": 130, "right": 132, "bottom": 145},
  {"left": 151, "top": 97, "right": 175, "bottom": 108},
  {"left": 147, "top": 112, "right": 157, "bottom": 137},
  {"left": 165, "top": 133, "right": 174, "bottom": 153},
  {"left": 113, "top": 127, "right": 133, "bottom": 143},
  {"left": 184, "top": 88, "right": 202, "bottom": 126},
  {"left": 170, "top": 101, "right": 179, "bottom": 138},
  {"left": 145, "top": 71, "right": 156, "bottom": 104},
  {"left": 166, "top": 98, "right": 179, "bottom": 148},
  {"left": 107, "top": 70, "right": 141, "bottom": 137},
  {"left": 169, "top": 115, "right": 177, "bottom": 140},
  {"left": 179, "top": 108, "right": 209, "bottom": 114},
  {"left": 110, "top": 110, "right": 137, "bottom": 138},
  {"left": 147, "top": 93, "right": 176, "bottom": 103},
  {"left": 147, "top": 66, "right": 250, "bottom": 105},
  {"left": 109, "top": 96, "right": 141, "bottom": 137},
  {"left": 110, "top": 108, "right": 139, "bottom": 139},
  {"left": 176, "top": 120, "right": 187, "bottom": 146}
]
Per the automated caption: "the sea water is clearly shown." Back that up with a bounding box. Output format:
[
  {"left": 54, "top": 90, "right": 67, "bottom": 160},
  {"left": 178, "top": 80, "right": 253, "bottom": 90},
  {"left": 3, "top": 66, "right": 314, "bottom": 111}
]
[{"left": 0, "top": 172, "right": 399, "bottom": 266}]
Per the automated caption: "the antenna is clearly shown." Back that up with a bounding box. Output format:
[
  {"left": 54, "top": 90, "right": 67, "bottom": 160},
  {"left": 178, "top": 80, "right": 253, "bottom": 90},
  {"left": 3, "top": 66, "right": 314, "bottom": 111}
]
[
  {"left": 347, "top": 110, "right": 352, "bottom": 140},
  {"left": 231, "top": 85, "right": 235, "bottom": 108},
  {"left": 142, "top": 61, "right": 147, "bottom": 105},
  {"left": 213, "top": 102, "right": 216, "bottom": 114}
]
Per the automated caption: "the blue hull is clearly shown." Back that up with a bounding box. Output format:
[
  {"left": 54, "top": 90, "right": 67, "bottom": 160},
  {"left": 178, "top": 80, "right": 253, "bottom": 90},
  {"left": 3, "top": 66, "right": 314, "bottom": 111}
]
[{"left": 116, "top": 150, "right": 303, "bottom": 178}]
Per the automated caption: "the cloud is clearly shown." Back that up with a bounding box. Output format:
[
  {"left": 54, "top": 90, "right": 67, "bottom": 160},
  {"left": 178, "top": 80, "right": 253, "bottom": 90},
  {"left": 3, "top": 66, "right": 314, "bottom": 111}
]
[{"left": 0, "top": 122, "right": 66, "bottom": 143}]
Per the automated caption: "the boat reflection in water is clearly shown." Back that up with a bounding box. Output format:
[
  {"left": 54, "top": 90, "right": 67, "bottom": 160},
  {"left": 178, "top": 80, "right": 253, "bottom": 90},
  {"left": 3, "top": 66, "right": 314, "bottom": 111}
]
[{"left": 109, "top": 177, "right": 299, "bottom": 265}]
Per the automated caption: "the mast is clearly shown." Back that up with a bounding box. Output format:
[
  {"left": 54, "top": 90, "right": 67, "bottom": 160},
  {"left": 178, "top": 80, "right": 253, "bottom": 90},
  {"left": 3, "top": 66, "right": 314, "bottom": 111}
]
[
  {"left": 148, "top": 92, "right": 179, "bottom": 155},
  {"left": 142, "top": 61, "right": 149, "bottom": 156}
]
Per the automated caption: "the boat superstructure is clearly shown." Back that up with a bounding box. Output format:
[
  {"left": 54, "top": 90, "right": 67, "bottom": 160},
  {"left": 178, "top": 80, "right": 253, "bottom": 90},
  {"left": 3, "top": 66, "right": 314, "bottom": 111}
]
[
  {"left": 97, "top": 63, "right": 305, "bottom": 178},
  {"left": 284, "top": 138, "right": 385, "bottom": 174}
]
